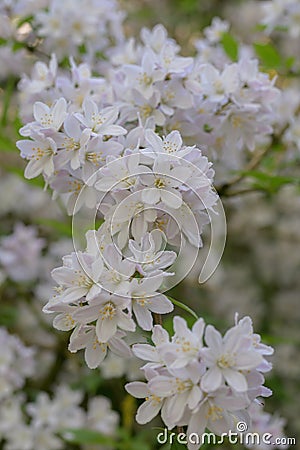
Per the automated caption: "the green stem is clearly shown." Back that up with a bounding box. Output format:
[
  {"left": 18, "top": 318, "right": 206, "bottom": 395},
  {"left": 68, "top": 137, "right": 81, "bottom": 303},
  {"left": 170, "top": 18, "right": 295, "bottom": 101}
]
[{"left": 167, "top": 296, "right": 199, "bottom": 320}]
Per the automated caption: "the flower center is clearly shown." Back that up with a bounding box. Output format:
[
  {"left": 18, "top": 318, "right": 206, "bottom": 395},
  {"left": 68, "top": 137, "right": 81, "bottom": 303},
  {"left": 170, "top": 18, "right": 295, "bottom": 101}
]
[
  {"left": 207, "top": 404, "right": 223, "bottom": 421},
  {"left": 217, "top": 353, "right": 235, "bottom": 369},
  {"left": 154, "top": 178, "right": 166, "bottom": 189},
  {"left": 99, "top": 302, "right": 116, "bottom": 320}
]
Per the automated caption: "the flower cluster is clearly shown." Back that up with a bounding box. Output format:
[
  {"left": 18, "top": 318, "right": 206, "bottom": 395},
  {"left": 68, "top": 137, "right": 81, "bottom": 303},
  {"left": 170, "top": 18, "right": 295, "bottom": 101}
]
[
  {"left": 0, "top": 0, "right": 124, "bottom": 80},
  {"left": 126, "top": 315, "right": 273, "bottom": 450},
  {"left": 17, "top": 93, "right": 217, "bottom": 247},
  {"left": 34, "top": 0, "right": 125, "bottom": 63},
  {"left": 0, "top": 223, "right": 45, "bottom": 282},
  {"left": 246, "top": 403, "right": 288, "bottom": 450},
  {"left": 261, "top": 0, "right": 300, "bottom": 37},
  {"left": 0, "top": 385, "right": 118, "bottom": 450},
  {"left": 0, "top": 327, "right": 35, "bottom": 400},
  {"left": 17, "top": 21, "right": 280, "bottom": 184},
  {"left": 43, "top": 229, "right": 176, "bottom": 368}
]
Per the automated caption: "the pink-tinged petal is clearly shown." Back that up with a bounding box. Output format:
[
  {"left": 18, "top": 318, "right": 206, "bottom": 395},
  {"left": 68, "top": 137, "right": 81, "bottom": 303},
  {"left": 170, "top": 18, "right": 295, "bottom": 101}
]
[
  {"left": 73, "top": 304, "right": 99, "bottom": 323},
  {"left": 204, "top": 325, "right": 223, "bottom": 351},
  {"left": 141, "top": 188, "right": 160, "bottom": 205},
  {"left": 103, "top": 125, "right": 127, "bottom": 136},
  {"left": 33, "top": 101, "right": 49, "bottom": 123},
  {"left": 188, "top": 385, "right": 203, "bottom": 410},
  {"left": 161, "top": 189, "right": 182, "bottom": 209},
  {"left": 223, "top": 368, "right": 248, "bottom": 392},
  {"left": 108, "top": 336, "right": 132, "bottom": 358},
  {"left": 187, "top": 407, "right": 207, "bottom": 450},
  {"left": 148, "top": 376, "right": 174, "bottom": 397},
  {"left": 96, "top": 317, "right": 117, "bottom": 342},
  {"left": 192, "top": 318, "right": 205, "bottom": 339},
  {"left": 53, "top": 313, "right": 76, "bottom": 331},
  {"left": 24, "top": 159, "right": 43, "bottom": 179},
  {"left": 145, "top": 129, "right": 163, "bottom": 150},
  {"left": 132, "top": 344, "right": 158, "bottom": 362},
  {"left": 86, "top": 284, "right": 102, "bottom": 301},
  {"left": 148, "top": 294, "right": 173, "bottom": 314},
  {"left": 133, "top": 303, "right": 153, "bottom": 331},
  {"left": 16, "top": 140, "right": 35, "bottom": 158},
  {"left": 162, "top": 391, "right": 189, "bottom": 427},
  {"left": 85, "top": 340, "right": 107, "bottom": 369},
  {"left": 152, "top": 325, "right": 169, "bottom": 345},
  {"left": 136, "top": 399, "right": 162, "bottom": 424},
  {"left": 217, "top": 393, "right": 250, "bottom": 411},
  {"left": 53, "top": 97, "right": 67, "bottom": 128},
  {"left": 51, "top": 267, "right": 74, "bottom": 284},
  {"left": 235, "top": 351, "right": 263, "bottom": 370},
  {"left": 117, "top": 311, "right": 136, "bottom": 332},
  {"left": 173, "top": 316, "right": 188, "bottom": 335},
  {"left": 201, "top": 366, "right": 222, "bottom": 392},
  {"left": 125, "top": 381, "right": 149, "bottom": 399},
  {"left": 60, "top": 286, "right": 88, "bottom": 303}
]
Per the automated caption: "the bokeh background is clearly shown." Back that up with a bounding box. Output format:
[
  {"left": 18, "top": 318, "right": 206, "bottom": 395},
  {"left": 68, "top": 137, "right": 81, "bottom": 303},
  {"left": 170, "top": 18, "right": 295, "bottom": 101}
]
[{"left": 0, "top": 0, "right": 299, "bottom": 449}]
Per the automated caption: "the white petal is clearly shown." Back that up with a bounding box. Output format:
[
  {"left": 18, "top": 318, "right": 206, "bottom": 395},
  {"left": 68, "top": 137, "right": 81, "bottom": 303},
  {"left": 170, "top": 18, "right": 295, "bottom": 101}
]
[
  {"left": 136, "top": 399, "right": 162, "bottom": 424},
  {"left": 201, "top": 366, "right": 222, "bottom": 392},
  {"left": 223, "top": 368, "right": 248, "bottom": 392}
]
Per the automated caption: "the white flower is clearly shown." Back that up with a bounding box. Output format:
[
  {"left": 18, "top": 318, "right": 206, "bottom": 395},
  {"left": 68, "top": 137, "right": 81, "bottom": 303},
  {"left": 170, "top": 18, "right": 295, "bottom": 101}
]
[
  {"left": 125, "top": 371, "right": 165, "bottom": 425},
  {"left": 200, "top": 322, "right": 263, "bottom": 393},
  {"left": 87, "top": 396, "right": 119, "bottom": 435},
  {"left": 123, "top": 48, "right": 165, "bottom": 99},
  {"left": 54, "top": 114, "right": 90, "bottom": 170},
  {"left": 186, "top": 388, "right": 250, "bottom": 450},
  {"left": 148, "top": 361, "right": 204, "bottom": 429},
  {"left": 144, "top": 129, "right": 194, "bottom": 158},
  {"left": 95, "top": 152, "right": 148, "bottom": 192},
  {"left": 33, "top": 97, "right": 67, "bottom": 131},
  {"left": 132, "top": 324, "right": 170, "bottom": 370},
  {"left": 17, "top": 135, "right": 57, "bottom": 179},
  {"left": 69, "top": 325, "right": 131, "bottom": 369},
  {"left": 51, "top": 251, "right": 104, "bottom": 304},
  {"left": 140, "top": 157, "right": 191, "bottom": 209},
  {"left": 72, "top": 293, "right": 135, "bottom": 342},
  {"left": 100, "top": 244, "right": 136, "bottom": 294},
  {"left": 129, "top": 276, "right": 173, "bottom": 330},
  {"left": 75, "top": 98, "right": 126, "bottom": 136},
  {"left": 128, "top": 231, "right": 176, "bottom": 276},
  {"left": 161, "top": 316, "right": 205, "bottom": 369}
]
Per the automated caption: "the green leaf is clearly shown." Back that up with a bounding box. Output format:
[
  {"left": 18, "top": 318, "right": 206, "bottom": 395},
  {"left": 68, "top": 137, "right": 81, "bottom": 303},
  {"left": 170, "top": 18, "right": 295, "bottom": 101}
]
[
  {"left": 253, "top": 42, "right": 281, "bottom": 69},
  {"left": 220, "top": 32, "right": 239, "bottom": 61},
  {"left": 34, "top": 218, "right": 72, "bottom": 237},
  {"left": 60, "top": 428, "right": 117, "bottom": 446},
  {"left": 241, "top": 170, "right": 300, "bottom": 193},
  {"left": 167, "top": 296, "right": 198, "bottom": 320}
]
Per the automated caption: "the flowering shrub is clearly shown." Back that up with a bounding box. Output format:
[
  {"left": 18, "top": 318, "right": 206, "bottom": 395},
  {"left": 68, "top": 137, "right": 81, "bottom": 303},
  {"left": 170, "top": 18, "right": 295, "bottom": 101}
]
[{"left": 0, "top": 0, "right": 299, "bottom": 449}]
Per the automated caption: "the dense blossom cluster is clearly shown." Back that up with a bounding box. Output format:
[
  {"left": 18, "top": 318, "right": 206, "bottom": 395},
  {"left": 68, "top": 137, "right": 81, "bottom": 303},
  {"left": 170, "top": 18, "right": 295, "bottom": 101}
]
[
  {"left": 43, "top": 229, "right": 177, "bottom": 368},
  {"left": 17, "top": 24, "right": 280, "bottom": 183},
  {"left": 0, "top": 0, "right": 124, "bottom": 80},
  {"left": 6, "top": 0, "right": 297, "bottom": 447},
  {"left": 126, "top": 315, "right": 274, "bottom": 449},
  {"left": 17, "top": 93, "right": 217, "bottom": 247}
]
